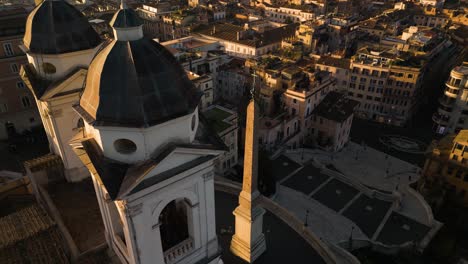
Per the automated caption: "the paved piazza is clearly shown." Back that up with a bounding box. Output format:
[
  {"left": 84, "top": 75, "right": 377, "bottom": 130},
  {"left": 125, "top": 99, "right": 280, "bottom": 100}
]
[{"left": 271, "top": 146, "right": 441, "bottom": 252}]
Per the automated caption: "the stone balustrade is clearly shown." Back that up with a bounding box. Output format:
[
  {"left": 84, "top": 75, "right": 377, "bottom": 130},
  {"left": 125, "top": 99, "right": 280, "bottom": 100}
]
[{"left": 163, "top": 238, "right": 194, "bottom": 264}]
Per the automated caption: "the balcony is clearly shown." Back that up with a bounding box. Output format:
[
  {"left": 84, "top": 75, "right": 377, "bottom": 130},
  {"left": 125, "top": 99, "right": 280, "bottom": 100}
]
[
  {"left": 432, "top": 112, "right": 450, "bottom": 125},
  {"left": 444, "top": 85, "right": 460, "bottom": 97},
  {"left": 164, "top": 238, "right": 194, "bottom": 264}
]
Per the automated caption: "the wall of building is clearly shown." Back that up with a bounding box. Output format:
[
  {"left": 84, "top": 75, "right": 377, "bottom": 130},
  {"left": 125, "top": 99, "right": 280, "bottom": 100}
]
[{"left": 0, "top": 23, "right": 40, "bottom": 139}]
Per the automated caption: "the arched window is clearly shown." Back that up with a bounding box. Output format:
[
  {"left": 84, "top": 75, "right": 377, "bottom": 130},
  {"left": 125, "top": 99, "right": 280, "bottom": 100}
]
[{"left": 159, "top": 199, "right": 190, "bottom": 252}]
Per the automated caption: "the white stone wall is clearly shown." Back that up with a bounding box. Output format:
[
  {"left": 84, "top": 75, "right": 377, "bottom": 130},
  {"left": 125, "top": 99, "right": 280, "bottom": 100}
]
[
  {"left": 88, "top": 110, "right": 199, "bottom": 164},
  {"left": 123, "top": 159, "right": 219, "bottom": 264},
  {"left": 25, "top": 46, "right": 101, "bottom": 81}
]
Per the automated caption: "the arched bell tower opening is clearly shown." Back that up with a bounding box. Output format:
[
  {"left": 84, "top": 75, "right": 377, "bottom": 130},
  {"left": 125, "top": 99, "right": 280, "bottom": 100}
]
[
  {"left": 159, "top": 198, "right": 195, "bottom": 264},
  {"left": 160, "top": 199, "right": 189, "bottom": 251}
]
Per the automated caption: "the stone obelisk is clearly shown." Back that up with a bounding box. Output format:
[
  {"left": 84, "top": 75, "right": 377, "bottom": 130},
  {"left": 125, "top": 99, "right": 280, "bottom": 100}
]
[{"left": 230, "top": 96, "right": 267, "bottom": 263}]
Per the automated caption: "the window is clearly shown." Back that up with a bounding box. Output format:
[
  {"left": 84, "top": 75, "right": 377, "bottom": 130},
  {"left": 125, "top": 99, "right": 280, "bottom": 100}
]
[
  {"left": 10, "top": 63, "right": 18, "bottom": 73},
  {"left": 21, "top": 96, "right": 31, "bottom": 108},
  {"left": 453, "top": 154, "right": 459, "bottom": 161},
  {"left": 114, "top": 139, "right": 137, "bottom": 154},
  {"left": 17, "top": 81, "right": 25, "bottom": 89},
  {"left": 42, "top": 63, "right": 56, "bottom": 74},
  {"left": 3, "top": 43, "right": 13, "bottom": 56},
  {"left": 0, "top": 103, "right": 7, "bottom": 113}
]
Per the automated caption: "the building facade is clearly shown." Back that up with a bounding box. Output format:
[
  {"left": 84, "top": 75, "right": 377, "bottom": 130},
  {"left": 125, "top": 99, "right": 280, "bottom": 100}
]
[
  {"left": 0, "top": 7, "right": 40, "bottom": 140},
  {"left": 20, "top": 0, "right": 103, "bottom": 181},
  {"left": 419, "top": 130, "right": 468, "bottom": 207},
  {"left": 310, "top": 91, "right": 359, "bottom": 151},
  {"left": 433, "top": 62, "right": 468, "bottom": 135},
  {"left": 71, "top": 4, "right": 224, "bottom": 264},
  {"left": 346, "top": 47, "right": 425, "bottom": 126}
]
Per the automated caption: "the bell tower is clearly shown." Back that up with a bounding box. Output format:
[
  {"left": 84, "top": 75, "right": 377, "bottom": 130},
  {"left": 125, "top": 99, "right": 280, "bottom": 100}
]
[
  {"left": 71, "top": 2, "right": 224, "bottom": 264},
  {"left": 20, "top": 0, "right": 103, "bottom": 182}
]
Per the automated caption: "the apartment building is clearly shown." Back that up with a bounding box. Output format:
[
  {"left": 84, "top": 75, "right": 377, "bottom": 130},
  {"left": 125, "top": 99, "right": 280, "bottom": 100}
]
[
  {"left": 162, "top": 36, "right": 228, "bottom": 76},
  {"left": 315, "top": 56, "right": 351, "bottom": 90},
  {"left": 346, "top": 47, "right": 425, "bottom": 126},
  {"left": 419, "top": 130, "right": 468, "bottom": 207},
  {"left": 187, "top": 72, "right": 213, "bottom": 111},
  {"left": 0, "top": 7, "right": 40, "bottom": 139},
  {"left": 136, "top": 3, "right": 172, "bottom": 39},
  {"left": 283, "top": 70, "right": 337, "bottom": 141},
  {"left": 310, "top": 91, "right": 359, "bottom": 151},
  {"left": 264, "top": 5, "right": 316, "bottom": 23},
  {"left": 196, "top": 23, "right": 297, "bottom": 58},
  {"left": 433, "top": 62, "right": 468, "bottom": 135},
  {"left": 258, "top": 113, "right": 301, "bottom": 151},
  {"left": 216, "top": 58, "right": 250, "bottom": 103}
]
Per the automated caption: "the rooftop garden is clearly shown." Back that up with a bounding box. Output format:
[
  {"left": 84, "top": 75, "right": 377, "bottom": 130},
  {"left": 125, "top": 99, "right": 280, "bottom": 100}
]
[{"left": 204, "top": 107, "right": 233, "bottom": 133}]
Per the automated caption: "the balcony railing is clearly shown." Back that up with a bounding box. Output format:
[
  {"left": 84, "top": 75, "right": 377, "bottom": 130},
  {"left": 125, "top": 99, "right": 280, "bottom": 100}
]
[{"left": 164, "top": 238, "right": 194, "bottom": 264}]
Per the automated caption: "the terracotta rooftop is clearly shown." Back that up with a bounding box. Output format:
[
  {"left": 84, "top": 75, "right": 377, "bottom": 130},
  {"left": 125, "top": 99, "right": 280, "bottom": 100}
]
[{"left": 0, "top": 203, "right": 69, "bottom": 264}]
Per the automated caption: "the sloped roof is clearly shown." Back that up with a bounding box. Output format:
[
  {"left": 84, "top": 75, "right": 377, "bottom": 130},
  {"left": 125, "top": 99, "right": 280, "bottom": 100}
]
[
  {"left": 78, "top": 37, "right": 202, "bottom": 128},
  {"left": 0, "top": 204, "right": 69, "bottom": 264}
]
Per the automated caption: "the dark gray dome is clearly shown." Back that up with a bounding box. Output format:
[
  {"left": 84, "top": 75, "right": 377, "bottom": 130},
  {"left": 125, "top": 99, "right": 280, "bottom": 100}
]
[
  {"left": 23, "top": 0, "right": 102, "bottom": 54},
  {"left": 78, "top": 38, "right": 202, "bottom": 128},
  {"left": 110, "top": 8, "right": 143, "bottom": 28}
]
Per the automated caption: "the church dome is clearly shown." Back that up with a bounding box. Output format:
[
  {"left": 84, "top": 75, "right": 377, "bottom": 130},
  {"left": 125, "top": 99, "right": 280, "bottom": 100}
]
[
  {"left": 110, "top": 6, "right": 143, "bottom": 28},
  {"left": 23, "top": 0, "right": 102, "bottom": 54},
  {"left": 78, "top": 6, "right": 201, "bottom": 128}
]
